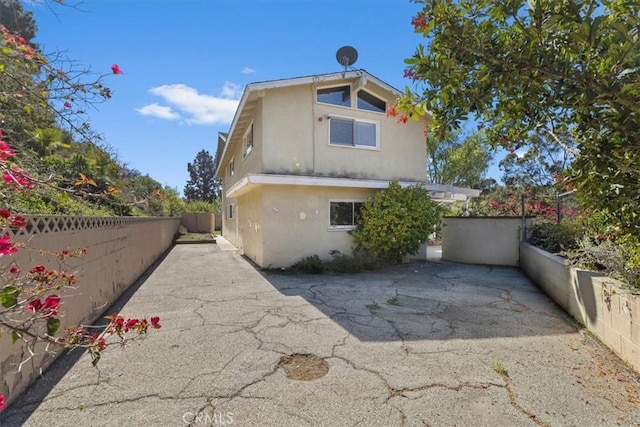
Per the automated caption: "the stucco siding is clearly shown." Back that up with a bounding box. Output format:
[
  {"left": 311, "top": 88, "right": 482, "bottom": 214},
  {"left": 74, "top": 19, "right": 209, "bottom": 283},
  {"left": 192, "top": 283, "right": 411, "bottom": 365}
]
[
  {"left": 237, "top": 187, "right": 264, "bottom": 266},
  {"left": 260, "top": 185, "right": 377, "bottom": 268},
  {"left": 261, "top": 85, "right": 315, "bottom": 175}
]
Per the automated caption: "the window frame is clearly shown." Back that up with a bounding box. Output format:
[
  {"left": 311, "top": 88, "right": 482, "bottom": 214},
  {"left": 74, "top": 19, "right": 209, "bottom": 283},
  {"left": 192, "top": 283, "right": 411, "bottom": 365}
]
[
  {"left": 228, "top": 157, "right": 235, "bottom": 178},
  {"left": 243, "top": 122, "right": 254, "bottom": 158},
  {"left": 327, "top": 115, "right": 379, "bottom": 150},
  {"left": 227, "top": 203, "right": 234, "bottom": 220},
  {"left": 328, "top": 199, "right": 365, "bottom": 231},
  {"left": 356, "top": 89, "right": 387, "bottom": 114},
  {"left": 316, "top": 84, "right": 352, "bottom": 108}
]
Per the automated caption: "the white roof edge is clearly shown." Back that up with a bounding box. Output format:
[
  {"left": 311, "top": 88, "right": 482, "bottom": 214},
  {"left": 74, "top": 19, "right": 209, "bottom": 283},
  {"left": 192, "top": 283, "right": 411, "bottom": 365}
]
[{"left": 424, "top": 183, "right": 481, "bottom": 197}]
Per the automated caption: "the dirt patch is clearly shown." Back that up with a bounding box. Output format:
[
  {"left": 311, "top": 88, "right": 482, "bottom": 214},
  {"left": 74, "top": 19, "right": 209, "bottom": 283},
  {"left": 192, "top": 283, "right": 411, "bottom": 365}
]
[{"left": 277, "top": 354, "right": 329, "bottom": 381}]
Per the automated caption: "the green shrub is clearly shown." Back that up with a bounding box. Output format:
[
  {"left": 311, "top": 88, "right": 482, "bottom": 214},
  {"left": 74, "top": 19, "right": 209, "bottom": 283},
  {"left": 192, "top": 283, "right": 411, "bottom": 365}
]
[
  {"left": 291, "top": 255, "right": 325, "bottom": 274},
  {"left": 527, "top": 221, "right": 582, "bottom": 254},
  {"left": 351, "top": 182, "right": 441, "bottom": 263},
  {"left": 324, "top": 250, "right": 362, "bottom": 274}
]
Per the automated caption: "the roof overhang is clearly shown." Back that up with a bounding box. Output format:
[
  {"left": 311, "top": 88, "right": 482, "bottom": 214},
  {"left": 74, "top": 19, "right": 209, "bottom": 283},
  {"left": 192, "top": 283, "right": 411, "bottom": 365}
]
[{"left": 226, "top": 174, "right": 480, "bottom": 202}]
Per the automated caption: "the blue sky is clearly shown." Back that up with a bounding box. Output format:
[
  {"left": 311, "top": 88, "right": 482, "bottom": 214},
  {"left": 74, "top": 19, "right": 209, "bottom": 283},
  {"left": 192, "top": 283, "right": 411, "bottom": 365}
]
[{"left": 25, "top": 0, "right": 500, "bottom": 193}]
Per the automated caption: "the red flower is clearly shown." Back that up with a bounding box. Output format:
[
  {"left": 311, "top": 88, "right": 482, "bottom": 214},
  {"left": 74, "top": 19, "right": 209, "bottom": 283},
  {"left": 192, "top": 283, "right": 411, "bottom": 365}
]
[
  {"left": 9, "top": 265, "right": 19, "bottom": 274},
  {"left": 10, "top": 215, "right": 27, "bottom": 229},
  {"left": 386, "top": 106, "right": 398, "bottom": 117},
  {"left": 0, "top": 209, "right": 10, "bottom": 218},
  {"left": 26, "top": 298, "right": 43, "bottom": 313},
  {"left": 29, "top": 265, "right": 46, "bottom": 273},
  {"left": 150, "top": 316, "right": 161, "bottom": 329},
  {"left": 0, "top": 393, "right": 5, "bottom": 410},
  {"left": 0, "top": 141, "right": 14, "bottom": 160},
  {"left": 63, "top": 101, "right": 72, "bottom": 109},
  {"left": 411, "top": 12, "right": 427, "bottom": 31},
  {"left": 111, "top": 64, "right": 123, "bottom": 75},
  {"left": 44, "top": 295, "right": 61, "bottom": 311},
  {"left": 0, "top": 234, "right": 18, "bottom": 256},
  {"left": 125, "top": 318, "right": 138, "bottom": 332},
  {"left": 397, "top": 115, "right": 409, "bottom": 124}
]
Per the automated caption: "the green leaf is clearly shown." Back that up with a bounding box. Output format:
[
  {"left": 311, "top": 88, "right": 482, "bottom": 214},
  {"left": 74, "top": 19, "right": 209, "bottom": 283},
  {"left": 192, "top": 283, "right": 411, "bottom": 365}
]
[
  {"left": 10, "top": 330, "right": 21, "bottom": 344},
  {"left": 0, "top": 285, "right": 18, "bottom": 308},
  {"left": 46, "top": 317, "right": 61, "bottom": 336}
]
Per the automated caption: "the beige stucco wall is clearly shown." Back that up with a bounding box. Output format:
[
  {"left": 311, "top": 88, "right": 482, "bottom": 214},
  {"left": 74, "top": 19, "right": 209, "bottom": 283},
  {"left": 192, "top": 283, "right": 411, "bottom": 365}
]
[
  {"left": 181, "top": 213, "right": 220, "bottom": 233},
  {"left": 236, "top": 187, "right": 264, "bottom": 266},
  {"left": 520, "top": 242, "right": 640, "bottom": 373},
  {"left": 260, "top": 81, "right": 427, "bottom": 182},
  {"left": 259, "top": 185, "right": 377, "bottom": 268},
  {"left": 0, "top": 216, "right": 179, "bottom": 406},
  {"left": 442, "top": 217, "right": 532, "bottom": 266}
]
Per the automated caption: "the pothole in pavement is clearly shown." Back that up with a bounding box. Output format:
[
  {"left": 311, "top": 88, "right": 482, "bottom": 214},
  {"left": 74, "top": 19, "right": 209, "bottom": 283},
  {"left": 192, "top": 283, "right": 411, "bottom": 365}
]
[{"left": 277, "top": 354, "right": 329, "bottom": 381}]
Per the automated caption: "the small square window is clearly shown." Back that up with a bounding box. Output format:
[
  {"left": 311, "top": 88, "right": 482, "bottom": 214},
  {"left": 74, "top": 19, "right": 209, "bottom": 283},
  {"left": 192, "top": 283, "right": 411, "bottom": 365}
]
[{"left": 329, "top": 201, "right": 364, "bottom": 230}]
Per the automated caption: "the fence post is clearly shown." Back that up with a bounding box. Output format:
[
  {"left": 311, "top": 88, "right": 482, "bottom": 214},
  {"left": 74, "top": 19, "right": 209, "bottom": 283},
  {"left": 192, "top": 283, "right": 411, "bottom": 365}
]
[{"left": 521, "top": 194, "right": 526, "bottom": 242}]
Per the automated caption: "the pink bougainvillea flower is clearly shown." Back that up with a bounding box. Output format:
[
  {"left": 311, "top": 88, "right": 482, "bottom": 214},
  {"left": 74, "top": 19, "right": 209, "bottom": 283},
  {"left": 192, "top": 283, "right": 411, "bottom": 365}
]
[
  {"left": 150, "top": 316, "right": 161, "bottom": 329},
  {"left": 43, "top": 295, "right": 61, "bottom": 316},
  {"left": 0, "top": 393, "right": 5, "bottom": 410},
  {"left": 111, "top": 64, "right": 123, "bottom": 75},
  {"left": 10, "top": 215, "right": 27, "bottom": 229},
  {"left": 0, "top": 209, "right": 10, "bottom": 219},
  {"left": 9, "top": 265, "right": 19, "bottom": 274},
  {"left": 3, "top": 167, "right": 35, "bottom": 189},
  {"left": 63, "top": 101, "right": 72, "bottom": 109},
  {"left": 26, "top": 298, "right": 43, "bottom": 313},
  {"left": 0, "top": 141, "right": 15, "bottom": 160},
  {"left": 0, "top": 234, "right": 18, "bottom": 256}
]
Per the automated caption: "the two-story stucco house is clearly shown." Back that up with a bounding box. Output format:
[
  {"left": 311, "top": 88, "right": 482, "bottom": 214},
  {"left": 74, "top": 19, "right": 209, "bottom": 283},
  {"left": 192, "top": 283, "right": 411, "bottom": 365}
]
[{"left": 215, "top": 69, "right": 476, "bottom": 268}]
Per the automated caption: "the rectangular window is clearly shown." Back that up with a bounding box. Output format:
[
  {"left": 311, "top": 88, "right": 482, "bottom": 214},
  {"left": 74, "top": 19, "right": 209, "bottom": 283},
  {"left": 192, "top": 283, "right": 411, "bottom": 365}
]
[
  {"left": 329, "top": 201, "right": 364, "bottom": 230},
  {"left": 243, "top": 123, "right": 254, "bottom": 157},
  {"left": 329, "top": 118, "right": 377, "bottom": 148},
  {"left": 227, "top": 204, "right": 234, "bottom": 220},
  {"left": 317, "top": 85, "right": 351, "bottom": 107},
  {"left": 228, "top": 157, "right": 235, "bottom": 177}
]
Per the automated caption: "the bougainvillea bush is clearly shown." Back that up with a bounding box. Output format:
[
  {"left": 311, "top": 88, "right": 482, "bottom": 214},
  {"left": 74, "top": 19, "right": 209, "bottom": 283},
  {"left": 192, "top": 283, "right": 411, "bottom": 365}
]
[{"left": 0, "top": 24, "right": 160, "bottom": 410}]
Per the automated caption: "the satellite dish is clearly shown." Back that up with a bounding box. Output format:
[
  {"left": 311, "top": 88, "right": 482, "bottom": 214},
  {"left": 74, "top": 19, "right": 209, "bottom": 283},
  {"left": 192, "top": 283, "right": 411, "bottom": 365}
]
[{"left": 336, "top": 46, "right": 358, "bottom": 69}]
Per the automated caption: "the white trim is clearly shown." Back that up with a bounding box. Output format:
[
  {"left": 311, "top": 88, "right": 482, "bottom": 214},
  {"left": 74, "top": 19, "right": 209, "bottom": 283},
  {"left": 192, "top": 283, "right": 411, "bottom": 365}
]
[
  {"left": 225, "top": 173, "right": 480, "bottom": 202},
  {"left": 327, "top": 115, "right": 379, "bottom": 149}
]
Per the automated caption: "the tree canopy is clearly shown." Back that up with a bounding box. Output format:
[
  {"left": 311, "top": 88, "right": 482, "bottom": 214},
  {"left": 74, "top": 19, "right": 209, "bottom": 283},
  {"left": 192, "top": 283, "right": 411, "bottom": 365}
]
[
  {"left": 400, "top": 0, "right": 640, "bottom": 235},
  {"left": 184, "top": 150, "right": 220, "bottom": 202}
]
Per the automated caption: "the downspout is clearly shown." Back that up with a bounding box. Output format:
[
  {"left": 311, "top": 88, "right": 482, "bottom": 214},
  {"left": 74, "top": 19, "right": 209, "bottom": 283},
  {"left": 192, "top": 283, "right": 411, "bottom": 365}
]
[{"left": 311, "top": 82, "right": 316, "bottom": 173}]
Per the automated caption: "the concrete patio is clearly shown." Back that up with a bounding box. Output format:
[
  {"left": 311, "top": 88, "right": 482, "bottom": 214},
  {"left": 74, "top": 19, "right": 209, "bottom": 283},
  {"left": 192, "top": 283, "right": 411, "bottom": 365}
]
[{"left": 1, "top": 240, "right": 639, "bottom": 426}]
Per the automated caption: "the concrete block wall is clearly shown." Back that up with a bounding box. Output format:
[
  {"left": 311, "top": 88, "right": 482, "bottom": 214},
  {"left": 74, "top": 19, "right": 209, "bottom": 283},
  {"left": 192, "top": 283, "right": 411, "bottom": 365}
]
[
  {"left": 181, "top": 213, "right": 221, "bottom": 233},
  {"left": 520, "top": 242, "right": 640, "bottom": 373},
  {"left": 442, "top": 217, "right": 532, "bottom": 266},
  {"left": 0, "top": 216, "right": 180, "bottom": 406}
]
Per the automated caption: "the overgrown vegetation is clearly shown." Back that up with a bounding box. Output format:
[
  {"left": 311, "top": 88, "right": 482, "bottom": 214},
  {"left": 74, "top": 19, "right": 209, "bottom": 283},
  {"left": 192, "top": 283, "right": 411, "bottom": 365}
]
[{"left": 290, "top": 250, "right": 383, "bottom": 275}]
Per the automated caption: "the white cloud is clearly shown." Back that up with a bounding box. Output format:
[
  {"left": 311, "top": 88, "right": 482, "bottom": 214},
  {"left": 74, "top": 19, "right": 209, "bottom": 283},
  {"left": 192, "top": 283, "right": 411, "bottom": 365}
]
[
  {"left": 220, "top": 81, "right": 241, "bottom": 99},
  {"left": 135, "top": 103, "right": 180, "bottom": 120},
  {"left": 516, "top": 149, "right": 528, "bottom": 159},
  {"left": 241, "top": 67, "right": 255, "bottom": 75},
  {"left": 139, "top": 83, "right": 241, "bottom": 126}
]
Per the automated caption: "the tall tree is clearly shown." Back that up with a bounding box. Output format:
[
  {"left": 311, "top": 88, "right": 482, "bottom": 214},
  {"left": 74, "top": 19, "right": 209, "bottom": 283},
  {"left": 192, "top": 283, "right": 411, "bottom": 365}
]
[
  {"left": 426, "top": 130, "right": 492, "bottom": 188},
  {"left": 399, "top": 0, "right": 640, "bottom": 234},
  {"left": 184, "top": 149, "right": 220, "bottom": 202},
  {"left": 0, "top": 0, "right": 37, "bottom": 42}
]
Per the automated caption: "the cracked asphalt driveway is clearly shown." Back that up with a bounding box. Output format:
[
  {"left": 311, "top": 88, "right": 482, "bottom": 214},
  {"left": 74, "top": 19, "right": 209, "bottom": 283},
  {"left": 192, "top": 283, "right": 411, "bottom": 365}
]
[{"left": 3, "top": 242, "right": 640, "bottom": 426}]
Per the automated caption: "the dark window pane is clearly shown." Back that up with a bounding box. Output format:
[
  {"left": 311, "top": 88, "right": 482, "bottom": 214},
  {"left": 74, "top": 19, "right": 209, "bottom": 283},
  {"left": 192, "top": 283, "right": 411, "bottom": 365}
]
[
  {"left": 353, "top": 203, "right": 364, "bottom": 224},
  {"left": 317, "top": 86, "right": 351, "bottom": 107},
  {"left": 355, "top": 121, "right": 376, "bottom": 147},
  {"left": 357, "top": 91, "right": 386, "bottom": 112},
  {"left": 330, "top": 118, "right": 354, "bottom": 145},
  {"left": 330, "top": 202, "right": 354, "bottom": 226}
]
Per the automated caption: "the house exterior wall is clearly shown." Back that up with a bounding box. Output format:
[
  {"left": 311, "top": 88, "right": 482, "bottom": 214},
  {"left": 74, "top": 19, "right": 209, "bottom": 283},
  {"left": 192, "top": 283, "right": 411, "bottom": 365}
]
[
  {"left": 236, "top": 187, "right": 264, "bottom": 266},
  {"left": 260, "top": 185, "right": 377, "bottom": 268},
  {"left": 260, "top": 81, "right": 427, "bottom": 181}
]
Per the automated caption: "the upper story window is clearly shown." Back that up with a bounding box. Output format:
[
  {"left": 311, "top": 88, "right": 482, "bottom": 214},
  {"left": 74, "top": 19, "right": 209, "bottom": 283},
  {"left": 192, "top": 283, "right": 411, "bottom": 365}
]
[
  {"left": 329, "top": 117, "right": 378, "bottom": 149},
  {"left": 228, "top": 157, "right": 235, "bottom": 177},
  {"left": 243, "top": 122, "right": 254, "bottom": 157},
  {"left": 357, "top": 90, "right": 386, "bottom": 113},
  {"left": 317, "top": 85, "right": 351, "bottom": 107}
]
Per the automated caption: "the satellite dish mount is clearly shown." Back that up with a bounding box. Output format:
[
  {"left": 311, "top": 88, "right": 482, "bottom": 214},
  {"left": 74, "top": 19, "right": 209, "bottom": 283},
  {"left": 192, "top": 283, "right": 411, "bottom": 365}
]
[{"left": 336, "top": 46, "right": 358, "bottom": 75}]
